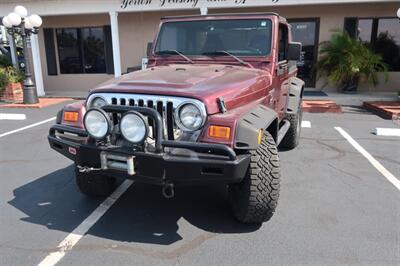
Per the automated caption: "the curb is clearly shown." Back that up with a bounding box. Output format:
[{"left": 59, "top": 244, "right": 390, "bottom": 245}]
[
  {"left": 0, "top": 98, "right": 73, "bottom": 109},
  {"left": 363, "top": 101, "right": 400, "bottom": 120}
]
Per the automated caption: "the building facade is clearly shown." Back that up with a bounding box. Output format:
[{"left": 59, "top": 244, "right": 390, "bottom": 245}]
[{"left": 0, "top": 0, "right": 399, "bottom": 97}]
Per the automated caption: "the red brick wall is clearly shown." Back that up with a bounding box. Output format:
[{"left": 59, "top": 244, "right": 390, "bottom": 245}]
[{"left": 0, "top": 83, "right": 23, "bottom": 103}]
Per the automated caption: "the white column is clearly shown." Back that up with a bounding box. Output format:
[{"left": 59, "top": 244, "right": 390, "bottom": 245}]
[
  {"left": 7, "top": 33, "right": 18, "bottom": 69},
  {"left": 30, "top": 34, "right": 45, "bottom": 96},
  {"left": 1, "top": 26, "right": 7, "bottom": 44},
  {"left": 109, "top": 11, "right": 122, "bottom": 77}
]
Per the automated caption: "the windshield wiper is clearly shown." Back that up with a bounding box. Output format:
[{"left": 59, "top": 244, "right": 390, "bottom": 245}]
[
  {"left": 155, "top": 50, "right": 194, "bottom": 64},
  {"left": 202, "top": 50, "right": 252, "bottom": 68}
]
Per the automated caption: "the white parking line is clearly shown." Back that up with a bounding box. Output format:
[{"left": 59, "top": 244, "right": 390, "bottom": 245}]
[
  {"left": 301, "top": 120, "right": 311, "bottom": 128},
  {"left": 335, "top": 127, "right": 400, "bottom": 191},
  {"left": 374, "top": 128, "right": 400, "bottom": 137},
  {"left": 0, "top": 113, "right": 27, "bottom": 120},
  {"left": 0, "top": 117, "right": 55, "bottom": 138},
  {"left": 38, "top": 180, "right": 134, "bottom": 266}
]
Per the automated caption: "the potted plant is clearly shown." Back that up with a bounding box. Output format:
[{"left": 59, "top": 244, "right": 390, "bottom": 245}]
[
  {"left": 316, "top": 30, "right": 389, "bottom": 93},
  {"left": 0, "top": 66, "right": 25, "bottom": 102}
]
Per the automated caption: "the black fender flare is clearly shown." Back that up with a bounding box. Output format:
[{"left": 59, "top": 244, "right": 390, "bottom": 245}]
[
  {"left": 286, "top": 77, "right": 305, "bottom": 115},
  {"left": 234, "top": 105, "right": 279, "bottom": 150}
]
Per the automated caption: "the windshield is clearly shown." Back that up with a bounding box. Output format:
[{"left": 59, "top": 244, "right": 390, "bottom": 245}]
[{"left": 155, "top": 19, "right": 272, "bottom": 57}]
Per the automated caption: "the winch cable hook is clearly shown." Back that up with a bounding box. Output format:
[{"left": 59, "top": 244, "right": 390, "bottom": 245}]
[
  {"left": 77, "top": 165, "right": 102, "bottom": 173},
  {"left": 162, "top": 183, "right": 175, "bottom": 199}
]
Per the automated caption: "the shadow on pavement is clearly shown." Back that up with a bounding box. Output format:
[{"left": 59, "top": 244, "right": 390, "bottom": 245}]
[
  {"left": 8, "top": 165, "right": 104, "bottom": 233},
  {"left": 341, "top": 105, "right": 371, "bottom": 115},
  {"left": 9, "top": 164, "right": 260, "bottom": 246}
]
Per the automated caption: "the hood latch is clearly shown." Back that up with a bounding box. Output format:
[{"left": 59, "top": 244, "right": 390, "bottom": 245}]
[{"left": 217, "top": 97, "right": 227, "bottom": 113}]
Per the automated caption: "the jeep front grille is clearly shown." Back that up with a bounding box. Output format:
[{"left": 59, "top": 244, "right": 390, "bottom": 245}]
[
  {"left": 111, "top": 96, "right": 175, "bottom": 140},
  {"left": 86, "top": 93, "right": 207, "bottom": 140}
]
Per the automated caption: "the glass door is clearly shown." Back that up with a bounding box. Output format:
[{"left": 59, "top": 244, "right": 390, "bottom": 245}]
[{"left": 288, "top": 18, "right": 320, "bottom": 88}]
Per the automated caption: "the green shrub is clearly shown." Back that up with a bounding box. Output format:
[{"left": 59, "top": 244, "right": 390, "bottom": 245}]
[
  {"left": 316, "top": 30, "right": 388, "bottom": 91},
  {"left": 0, "top": 66, "right": 24, "bottom": 83},
  {"left": 0, "top": 66, "right": 25, "bottom": 93},
  {"left": 0, "top": 54, "right": 12, "bottom": 67},
  {"left": 0, "top": 71, "right": 7, "bottom": 92}
]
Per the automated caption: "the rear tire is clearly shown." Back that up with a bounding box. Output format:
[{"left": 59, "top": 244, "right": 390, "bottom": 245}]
[
  {"left": 75, "top": 166, "right": 116, "bottom": 197},
  {"left": 228, "top": 131, "right": 280, "bottom": 224},
  {"left": 280, "top": 99, "right": 303, "bottom": 149}
]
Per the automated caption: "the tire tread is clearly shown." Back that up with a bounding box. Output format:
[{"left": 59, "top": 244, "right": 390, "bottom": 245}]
[
  {"left": 75, "top": 168, "right": 116, "bottom": 197},
  {"left": 229, "top": 131, "right": 281, "bottom": 223},
  {"left": 280, "top": 103, "right": 302, "bottom": 149}
]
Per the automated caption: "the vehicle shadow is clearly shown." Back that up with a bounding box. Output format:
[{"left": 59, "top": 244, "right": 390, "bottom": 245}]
[{"left": 9, "top": 164, "right": 260, "bottom": 246}]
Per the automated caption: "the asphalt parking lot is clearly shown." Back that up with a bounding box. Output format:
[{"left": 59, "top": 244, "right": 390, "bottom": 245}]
[{"left": 0, "top": 103, "right": 399, "bottom": 265}]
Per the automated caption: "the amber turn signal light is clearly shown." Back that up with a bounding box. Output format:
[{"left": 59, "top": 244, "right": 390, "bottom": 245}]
[
  {"left": 258, "top": 129, "right": 263, "bottom": 145},
  {"left": 63, "top": 111, "right": 79, "bottom": 122},
  {"left": 208, "top": 125, "right": 231, "bottom": 140}
]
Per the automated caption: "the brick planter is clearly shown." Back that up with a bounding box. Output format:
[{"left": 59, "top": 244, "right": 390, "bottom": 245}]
[
  {"left": 302, "top": 100, "right": 342, "bottom": 113},
  {"left": 363, "top": 101, "right": 400, "bottom": 119},
  {"left": 0, "top": 83, "right": 23, "bottom": 103}
]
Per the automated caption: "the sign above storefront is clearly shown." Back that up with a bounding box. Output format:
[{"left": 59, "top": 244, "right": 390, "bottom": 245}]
[
  {"left": 118, "top": 0, "right": 390, "bottom": 11},
  {"left": 0, "top": 0, "right": 397, "bottom": 17},
  {"left": 121, "top": 0, "right": 280, "bottom": 10}
]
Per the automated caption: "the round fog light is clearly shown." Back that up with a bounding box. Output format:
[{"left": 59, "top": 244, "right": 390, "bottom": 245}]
[
  {"left": 120, "top": 112, "right": 148, "bottom": 143},
  {"left": 83, "top": 108, "right": 111, "bottom": 139}
]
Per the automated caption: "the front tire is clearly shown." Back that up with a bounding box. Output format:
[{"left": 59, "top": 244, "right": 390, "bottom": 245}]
[
  {"left": 75, "top": 166, "right": 116, "bottom": 197},
  {"left": 228, "top": 131, "right": 280, "bottom": 224}
]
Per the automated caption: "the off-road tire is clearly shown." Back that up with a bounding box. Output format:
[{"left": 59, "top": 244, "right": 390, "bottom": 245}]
[
  {"left": 228, "top": 131, "right": 280, "bottom": 224},
  {"left": 280, "top": 99, "right": 303, "bottom": 149},
  {"left": 75, "top": 167, "right": 116, "bottom": 197}
]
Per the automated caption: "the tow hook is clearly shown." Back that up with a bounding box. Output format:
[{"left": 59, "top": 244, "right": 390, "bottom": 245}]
[
  {"left": 77, "top": 165, "right": 102, "bottom": 173},
  {"left": 162, "top": 183, "right": 175, "bottom": 199}
]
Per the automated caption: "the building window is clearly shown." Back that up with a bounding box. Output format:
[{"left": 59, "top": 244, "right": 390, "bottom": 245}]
[
  {"left": 375, "top": 19, "right": 400, "bottom": 71},
  {"left": 357, "top": 19, "right": 373, "bottom": 44},
  {"left": 346, "top": 17, "right": 400, "bottom": 71},
  {"left": 56, "top": 27, "right": 106, "bottom": 74}
]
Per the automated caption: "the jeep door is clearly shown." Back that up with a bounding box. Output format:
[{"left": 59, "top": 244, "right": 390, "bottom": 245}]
[{"left": 274, "top": 23, "right": 290, "bottom": 120}]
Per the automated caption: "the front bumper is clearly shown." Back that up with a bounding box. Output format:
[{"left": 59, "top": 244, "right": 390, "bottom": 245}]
[{"left": 48, "top": 123, "right": 250, "bottom": 185}]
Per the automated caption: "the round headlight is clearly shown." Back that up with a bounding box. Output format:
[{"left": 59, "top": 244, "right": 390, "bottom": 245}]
[
  {"left": 176, "top": 103, "right": 204, "bottom": 131},
  {"left": 83, "top": 109, "right": 111, "bottom": 139},
  {"left": 120, "top": 112, "right": 148, "bottom": 143},
  {"left": 90, "top": 97, "right": 107, "bottom": 108}
]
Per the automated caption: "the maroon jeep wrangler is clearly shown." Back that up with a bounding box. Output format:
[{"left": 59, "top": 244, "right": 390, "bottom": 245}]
[{"left": 48, "top": 13, "right": 304, "bottom": 224}]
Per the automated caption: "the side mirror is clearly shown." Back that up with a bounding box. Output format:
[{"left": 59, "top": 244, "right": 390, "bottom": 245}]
[
  {"left": 146, "top": 42, "right": 153, "bottom": 57},
  {"left": 288, "top": 42, "right": 302, "bottom": 61}
]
